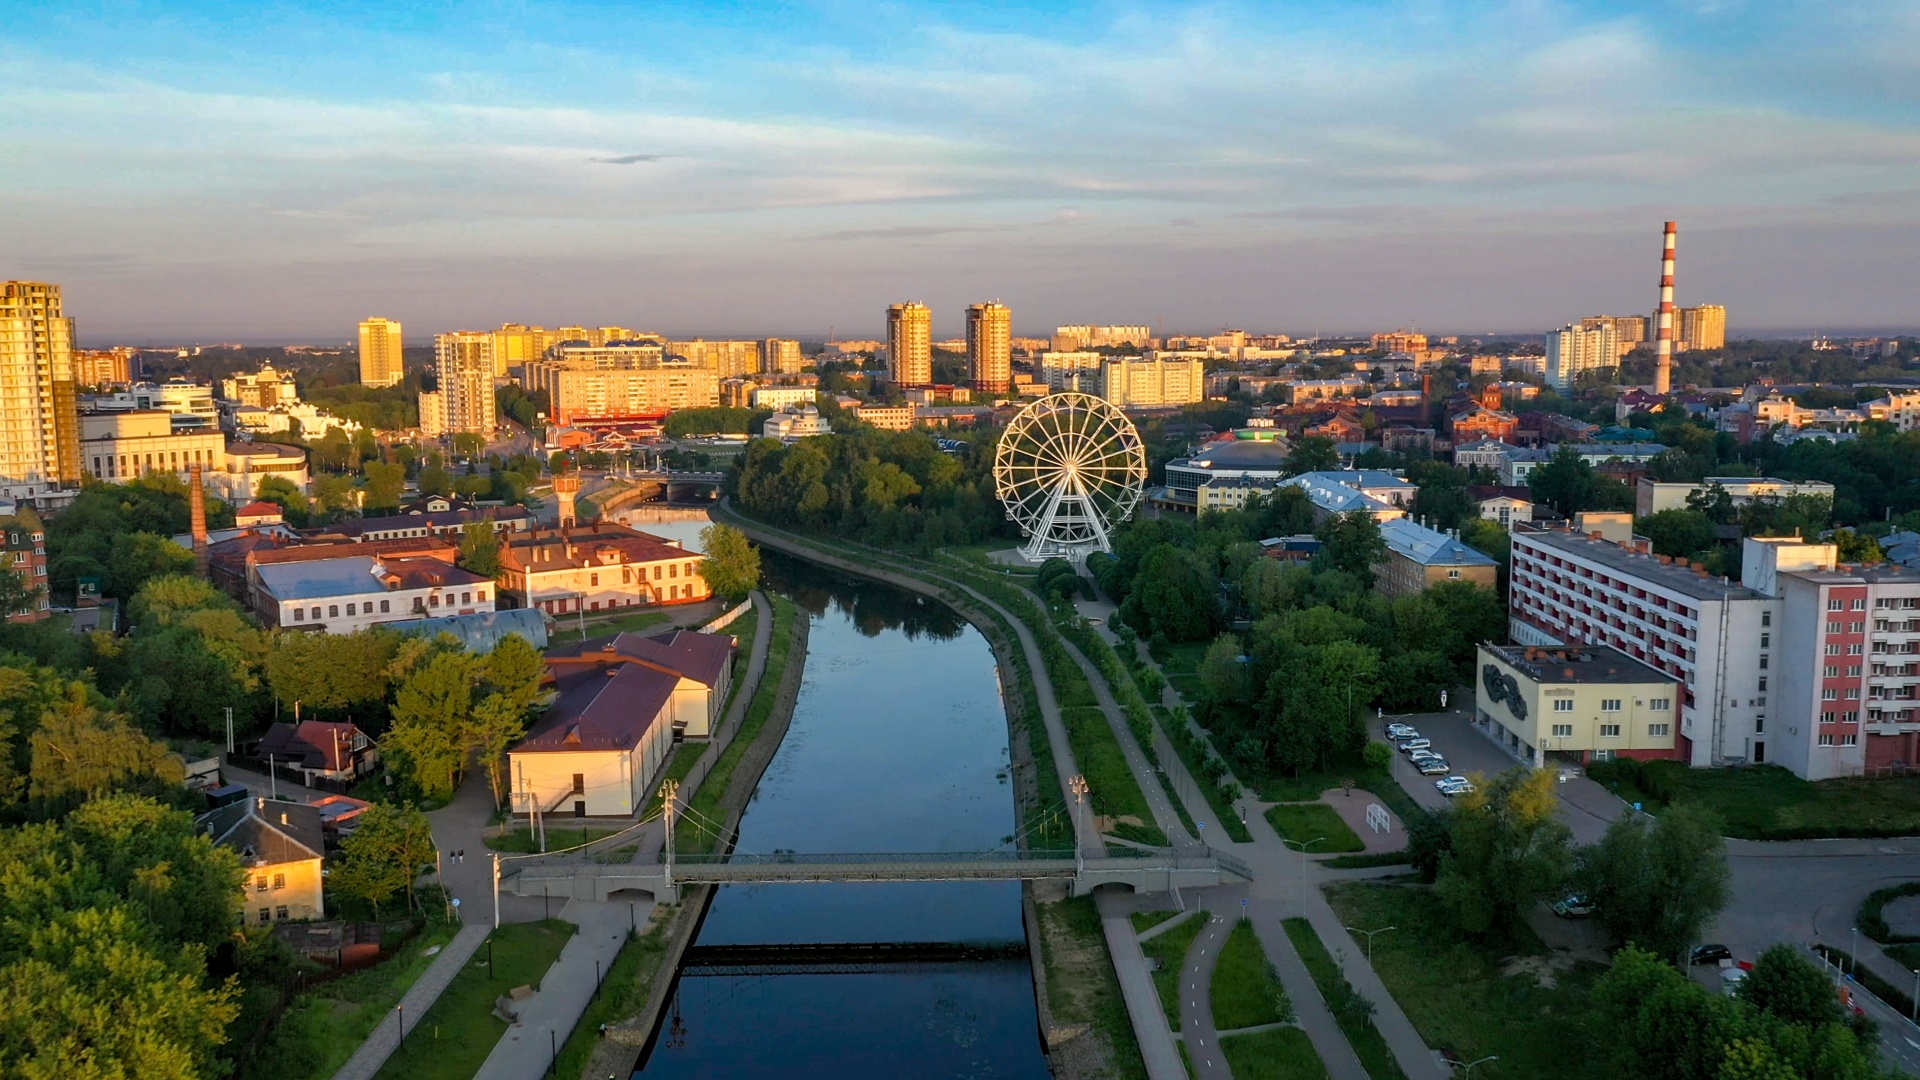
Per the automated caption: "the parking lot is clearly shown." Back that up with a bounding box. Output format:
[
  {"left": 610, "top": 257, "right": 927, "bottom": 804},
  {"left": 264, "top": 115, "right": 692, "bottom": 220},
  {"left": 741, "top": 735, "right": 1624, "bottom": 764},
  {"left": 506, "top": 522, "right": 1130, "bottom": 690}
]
[{"left": 1378, "top": 709, "right": 1628, "bottom": 843}]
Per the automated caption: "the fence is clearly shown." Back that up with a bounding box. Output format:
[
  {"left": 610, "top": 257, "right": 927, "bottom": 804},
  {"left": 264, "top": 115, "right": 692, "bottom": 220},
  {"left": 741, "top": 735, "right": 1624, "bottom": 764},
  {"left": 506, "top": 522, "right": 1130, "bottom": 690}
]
[
  {"left": 226, "top": 752, "right": 359, "bottom": 796},
  {"left": 700, "top": 597, "right": 753, "bottom": 634}
]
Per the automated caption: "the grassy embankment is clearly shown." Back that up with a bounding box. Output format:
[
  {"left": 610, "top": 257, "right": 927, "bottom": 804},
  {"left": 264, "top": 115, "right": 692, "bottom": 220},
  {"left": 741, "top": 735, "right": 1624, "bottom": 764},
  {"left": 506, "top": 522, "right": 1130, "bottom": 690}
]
[
  {"left": 370, "top": 919, "right": 575, "bottom": 1080},
  {"left": 1322, "top": 884, "right": 1605, "bottom": 1080},
  {"left": 675, "top": 594, "right": 799, "bottom": 854},
  {"left": 1282, "top": 918, "right": 1409, "bottom": 1080},
  {"left": 1036, "top": 895, "right": 1149, "bottom": 1080},
  {"left": 550, "top": 905, "right": 680, "bottom": 1078},
  {"left": 1589, "top": 758, "right": 1920, "bottom": 839}
]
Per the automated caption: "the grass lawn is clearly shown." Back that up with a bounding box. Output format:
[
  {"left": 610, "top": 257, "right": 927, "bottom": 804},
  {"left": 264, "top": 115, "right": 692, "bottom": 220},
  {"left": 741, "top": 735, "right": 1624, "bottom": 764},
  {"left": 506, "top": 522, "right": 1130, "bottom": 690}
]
[
  {"left": 1247, "top": 762, "right": 1427, "bottom": 832},
  {"left": 545, "top": 609, "right": 673, "bottom": 645},
  {"left": 1282, "top": 918, "right": 1407, "bottom": 1080},
  {"left": 1060, "top": 705, "right": 1167, "bottom": 847},
  {"left": 1594, "top": 761, "right": 1920, "bottom": 839},
  {"left": 483, "top": 825, "right": 627, "bottom": 853},
  {"left": 371, "top": 919, "right": 574, "bottom": 1080},
  {"left": 1221, "top": 1027, "right": 1330, "bottom": 1080},
  {"left": 1035, "top": 896, "right": 1148, "bottom": 1080},
  {"left": 1161, "top": 641, "right": 1210, "bottom": 675},
  {"left": 1212, "top": 918, "right": 1288, "bottom": 1031},
  {"left": 1264, "top": 803, "right": 1365, "bottom": 854},
  {"left": 238, "top": 921, "right": 460, "bottom": 1080},
  {"left": 641, "top": 742, "right": 709, "bottom": 817},
  {"left": 1139, "top": 910, "right": 1206, "bottom": 1028},
  {"left": 1131, "top": 909, "right": 1183, "bottom": 934},
  {"left": 1322, "top": 884, "right": 1607, "bottom": 1080}
]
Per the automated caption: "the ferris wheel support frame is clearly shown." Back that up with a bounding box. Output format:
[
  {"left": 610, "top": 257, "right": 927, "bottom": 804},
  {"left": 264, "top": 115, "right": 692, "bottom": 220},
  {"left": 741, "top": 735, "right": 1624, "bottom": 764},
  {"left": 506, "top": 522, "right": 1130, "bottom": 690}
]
[{"left": 993, "top": 392, "right": 1146, "bottom": 565}]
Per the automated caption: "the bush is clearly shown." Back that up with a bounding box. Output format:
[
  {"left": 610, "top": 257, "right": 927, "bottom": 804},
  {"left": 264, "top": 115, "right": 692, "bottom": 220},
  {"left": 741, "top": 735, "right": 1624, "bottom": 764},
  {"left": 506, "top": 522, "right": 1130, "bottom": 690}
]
[{"left": 1362, "top": 741, "right": 1392, "bottom": 772}]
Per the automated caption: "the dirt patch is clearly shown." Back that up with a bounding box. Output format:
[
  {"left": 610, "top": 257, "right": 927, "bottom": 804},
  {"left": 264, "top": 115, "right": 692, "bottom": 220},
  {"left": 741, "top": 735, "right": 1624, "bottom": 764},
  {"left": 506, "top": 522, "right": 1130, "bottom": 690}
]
[
  {"left": 1499, "top": 953, "right": 1575, "bottom": 989},
  {"left": 1882, "top": 895, "right": 1920, "bottom": 939}
]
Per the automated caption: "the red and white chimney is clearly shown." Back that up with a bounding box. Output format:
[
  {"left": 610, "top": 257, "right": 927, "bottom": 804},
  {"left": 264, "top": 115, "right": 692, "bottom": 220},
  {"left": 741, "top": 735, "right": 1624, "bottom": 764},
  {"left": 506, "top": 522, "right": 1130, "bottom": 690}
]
[
  {"left": 189, "top": 462, "right": 210, "bottom": 576},
  {"left": 1653, "top": 221, "right": 1676, "bottom": 395}
]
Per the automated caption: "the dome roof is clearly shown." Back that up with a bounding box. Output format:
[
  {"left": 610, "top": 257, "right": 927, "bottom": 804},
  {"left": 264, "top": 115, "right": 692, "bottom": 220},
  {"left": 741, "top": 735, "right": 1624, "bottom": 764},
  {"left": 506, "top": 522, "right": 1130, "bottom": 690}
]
[{"left": 1185, "top": 439, "right": 1291, "bottom": 469}]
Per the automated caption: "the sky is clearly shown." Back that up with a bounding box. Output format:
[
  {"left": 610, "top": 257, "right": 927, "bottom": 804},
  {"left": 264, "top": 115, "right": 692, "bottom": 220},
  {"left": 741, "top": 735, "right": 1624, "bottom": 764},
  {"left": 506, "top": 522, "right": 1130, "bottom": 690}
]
[{"left": 3, "top": 1, "right": 1918, "bottom": 343}]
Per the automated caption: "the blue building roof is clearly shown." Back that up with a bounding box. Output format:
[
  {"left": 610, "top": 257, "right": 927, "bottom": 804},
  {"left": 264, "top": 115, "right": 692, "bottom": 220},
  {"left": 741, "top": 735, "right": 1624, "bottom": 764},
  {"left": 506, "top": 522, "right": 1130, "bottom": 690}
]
[
  {"left": 1378, "top": 518, "right": 1498, "bottom": 568},
  {"left": 390, "top": 608, "right": 552, "bottom": 652}
]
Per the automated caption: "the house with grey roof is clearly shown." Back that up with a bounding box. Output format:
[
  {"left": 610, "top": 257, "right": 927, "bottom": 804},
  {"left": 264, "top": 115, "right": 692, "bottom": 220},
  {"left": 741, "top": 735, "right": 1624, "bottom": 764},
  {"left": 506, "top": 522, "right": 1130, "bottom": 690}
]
[
  {"left": 1375, "top": 518, "right": 1500, "bottom": 598},
  {"left": 200, "top": 797, "right": 326, "bottom": 925}
]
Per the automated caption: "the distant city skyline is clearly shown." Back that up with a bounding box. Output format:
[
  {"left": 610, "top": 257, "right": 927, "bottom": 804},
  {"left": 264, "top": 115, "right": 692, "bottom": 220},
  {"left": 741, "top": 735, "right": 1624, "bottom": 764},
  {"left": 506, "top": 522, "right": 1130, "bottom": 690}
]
[{"left": 5, "top": 1, "right": 1918, "bottom": 340}]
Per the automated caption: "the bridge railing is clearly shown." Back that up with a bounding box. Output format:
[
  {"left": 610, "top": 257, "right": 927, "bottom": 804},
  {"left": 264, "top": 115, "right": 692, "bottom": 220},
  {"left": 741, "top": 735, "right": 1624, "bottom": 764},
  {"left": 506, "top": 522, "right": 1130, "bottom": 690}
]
[{"left": 664, "top": 849, "right": 1081, "bottom": 867}]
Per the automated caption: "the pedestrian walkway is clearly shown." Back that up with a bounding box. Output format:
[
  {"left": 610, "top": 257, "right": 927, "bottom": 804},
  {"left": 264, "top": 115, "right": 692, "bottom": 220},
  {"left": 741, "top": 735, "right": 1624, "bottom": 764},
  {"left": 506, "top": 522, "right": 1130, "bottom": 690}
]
[
  {"left": 329, "top": 922, "right": 491, "bottom": 1080},
  {"left": 1098, "top": 890, "right": 1189, "bottom": 1080},
  {"left": 1244, "top": 899, "right": 1368, "bottom": 1080},
  {"left": 473, "top": 901, "right": 633, "bottom": 1080},
  {"left": 1058, "top": 637, "right": 1195, "bottom": 847}
]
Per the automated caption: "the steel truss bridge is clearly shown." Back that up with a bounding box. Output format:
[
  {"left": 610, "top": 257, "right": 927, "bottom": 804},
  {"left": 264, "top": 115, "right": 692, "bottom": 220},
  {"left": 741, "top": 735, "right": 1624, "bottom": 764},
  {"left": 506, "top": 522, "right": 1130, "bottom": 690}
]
[{"left": 680, "top": 941, "right": 1027, "bottom": 978}]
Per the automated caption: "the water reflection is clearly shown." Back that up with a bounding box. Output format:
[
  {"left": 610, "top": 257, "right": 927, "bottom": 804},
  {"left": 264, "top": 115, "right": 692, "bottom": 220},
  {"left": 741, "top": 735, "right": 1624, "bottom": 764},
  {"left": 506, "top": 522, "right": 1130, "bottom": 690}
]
[{"left": 635, "top": 563, "right": 1048, "bottom": 1079}]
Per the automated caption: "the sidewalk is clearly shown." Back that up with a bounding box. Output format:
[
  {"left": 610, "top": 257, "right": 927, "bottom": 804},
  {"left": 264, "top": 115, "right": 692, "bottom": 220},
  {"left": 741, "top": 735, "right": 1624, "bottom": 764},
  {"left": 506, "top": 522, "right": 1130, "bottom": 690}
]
[
  {"left": 1058, "top": 636, "right": 1195, "bottom": 847},
  {"left": 473, "top": 901, "right": 632, "bottom": 1080},
  {"left": 1098, "top": 890, "right": 1189, "bottom": 1080},
  {"left": 329, "top": 922, "right": 491, "bottom": 1080}
]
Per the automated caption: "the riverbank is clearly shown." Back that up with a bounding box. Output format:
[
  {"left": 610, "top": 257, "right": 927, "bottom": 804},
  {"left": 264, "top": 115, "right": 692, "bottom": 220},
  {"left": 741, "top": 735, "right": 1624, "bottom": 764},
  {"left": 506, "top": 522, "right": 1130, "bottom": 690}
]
[
  {"left": 710, "top": 506, "right": 1160, "bottom": 1080},
  {"left": 572, "top": 593, "right": 811, "bottom": 1080}
]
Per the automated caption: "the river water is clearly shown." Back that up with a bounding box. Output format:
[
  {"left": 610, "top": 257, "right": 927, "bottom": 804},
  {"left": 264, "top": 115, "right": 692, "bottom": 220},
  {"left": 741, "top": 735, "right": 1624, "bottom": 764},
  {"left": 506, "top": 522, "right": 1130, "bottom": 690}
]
[{"left": 634, "top": 554, "right": 1052, "bottom": 1079}]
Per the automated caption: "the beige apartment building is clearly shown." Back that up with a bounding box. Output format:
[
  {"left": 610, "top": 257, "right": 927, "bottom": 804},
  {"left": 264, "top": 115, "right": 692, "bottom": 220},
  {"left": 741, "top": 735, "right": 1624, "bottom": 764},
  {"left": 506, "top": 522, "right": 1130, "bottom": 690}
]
[
  {"left": 418, "top": 390, "right": 445, "bottom": 437},
  {"left": 966, "top": 303, "right": 1012, "bottom": 395},
  {"left": 1476, "top": 643, "right": 1682, "bottom": 767},
  {"left": 1545, "top": 321, "right": 1619, "bottom": 389},
  {"left": 1099, "top": 356, "right": 1203, "bottom": 407},
  {"left": 761, "top": 338, "right": 804, "bottom": 374},
  {"left": 357, "top": 317, "right": 405, "bottom": 387},
  {"left": 1677, "top": 304, "right": 1727, "bottom": 352},
  {"left": 669, "top": 340, "right": 759, "bottom": 378},
  {"left": 73, "top": 347, "right": 135, "bottom": 387},
  {"left": 0, "top": 282, "right": 81, "bottom": 499},
  {"left": 1053, "top": 325, "right": 1152, "bottom": 351},
  {"left": 434, "top": 331, "right": 497, "bottom": 434},
  {"left": 82, "top": 411, "right": 225, "bottom": 483},
  {"left": 544, "top": 366, "right": 719, "bottom": 423},
  {"left": 887, "top": 303, "right": 933, "bottom": 387}
]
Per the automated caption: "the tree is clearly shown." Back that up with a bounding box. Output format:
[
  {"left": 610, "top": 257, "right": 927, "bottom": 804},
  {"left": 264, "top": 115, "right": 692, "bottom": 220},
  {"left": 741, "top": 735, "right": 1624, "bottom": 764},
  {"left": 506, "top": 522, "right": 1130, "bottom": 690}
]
[
  {"left": 106, "top": 532, "right": 196, "bottom": 602},
  {"left": 1578, "top": 802, "right": 1730, "bottom": 963},
  {"left": 1316, "top": 511, "right": 1386, "bottom": 586},
  {"left": 1640, "top": 508, "right": 1719, "bottom": 559},
  {"left": 697, "top": 523, "right": 761, "bottom": 602},
  {"left": 62, "top": 794, "right": 247, "bottom": 956},
  {"left": 1286, "top": 436, "right": 1340, "bottom": 475},
  {"left": 457, "top": 520, "right": 502, "bottom": 579},
  {"left": 1833, "top": 529, "right": 1884, "bottom": 564},
  {"left": 0, "top": 557, "right": 42, "bottom": 621},
  {"left": 362, "top": 460, "right": 407, "bottom": 512},
  {"left": 416, "top": 461, "right": 453, "bottom": 498},
  {"left": 1530, "top": 446, "right": 1599, "bottom": 517},
  {"left": 1737, "top": 944, "right": 1844, "bottom": 1031},
  {"left": 29, "top": 699, "right": 185, "bottom": 805},
  {"left": 254, "top": 473, "right": 309, "bottom": 526},
  {"left": 383, "top": 652, "right": 478, "bottom": 800},
  {"left": 1197, "top": 633, "right": 1250, "bottom": 710},
  {"left": 1434, "top": 766, "right": 1574, "bottom": 940},
  {"left": 331, "top": 801, "right": 437, "bottom": 914},
  {"left": 264, "top": 629, "right": 404, "bottom": 717},
  {"left": 1123, "top": 546, "right": 1217, "bottom": 642}
]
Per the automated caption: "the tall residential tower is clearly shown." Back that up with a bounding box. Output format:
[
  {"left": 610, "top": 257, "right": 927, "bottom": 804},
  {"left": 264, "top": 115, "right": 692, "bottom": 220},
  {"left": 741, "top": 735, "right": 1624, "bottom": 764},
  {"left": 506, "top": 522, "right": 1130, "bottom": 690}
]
[
  {"left": 0, "top": 282, "right": 81, "bottom": 497},
  {"left": 887, "top": 303, "right": 932, "bottom": 388},
  {"left": 358, "top": 317, "right": 405, "bottom": 387},
  {"left": 966, "top": 303, "right": 1012, "bottom": 395},
  {"left": 433, "top": 331, "right": 497, "bottom": 435}
]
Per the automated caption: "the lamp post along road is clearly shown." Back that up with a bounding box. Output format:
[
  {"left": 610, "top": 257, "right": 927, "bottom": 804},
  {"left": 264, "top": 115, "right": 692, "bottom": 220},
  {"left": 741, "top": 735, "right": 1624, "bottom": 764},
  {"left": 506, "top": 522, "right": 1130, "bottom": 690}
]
[
  {"left": 1460, "top": 1054, "right": 1497, "bottom": 1077},
  {"left": 1282, "top": 836, "right": 1326, "bottom": 912},
  {"left": 1069, "top": 775, "right": 1089, "bottom": 874},
  {"left": 1346, "top": 924, "right": 1397, "bottom": 966}
]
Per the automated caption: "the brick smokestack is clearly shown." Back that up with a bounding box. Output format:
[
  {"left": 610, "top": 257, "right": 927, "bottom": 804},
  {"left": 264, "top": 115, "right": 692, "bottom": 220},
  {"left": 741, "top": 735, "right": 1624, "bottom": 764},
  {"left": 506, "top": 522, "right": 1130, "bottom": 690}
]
[
  {"left": 189, "top": 462, "right": 210, "bottom": 576},
  {"left": 1653, "top": 220, "right": 1676, "bottom": 395},
  {"left": 553, "top": 472, "right": 581, "bottom": 529}
]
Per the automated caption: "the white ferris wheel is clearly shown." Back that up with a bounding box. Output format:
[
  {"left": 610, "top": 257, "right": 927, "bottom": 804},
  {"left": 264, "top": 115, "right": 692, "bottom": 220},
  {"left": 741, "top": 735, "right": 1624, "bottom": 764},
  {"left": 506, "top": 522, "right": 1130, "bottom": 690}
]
[{"left": 993, "top": 392, "right": 1147, "bottom": 562}]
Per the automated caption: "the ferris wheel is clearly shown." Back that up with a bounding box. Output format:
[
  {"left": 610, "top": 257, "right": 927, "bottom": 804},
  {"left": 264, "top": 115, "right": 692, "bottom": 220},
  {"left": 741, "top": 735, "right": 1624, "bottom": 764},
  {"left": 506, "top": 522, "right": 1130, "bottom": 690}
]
[{"left": 994, "top": 392, "right": 1147, "bottom": 562}]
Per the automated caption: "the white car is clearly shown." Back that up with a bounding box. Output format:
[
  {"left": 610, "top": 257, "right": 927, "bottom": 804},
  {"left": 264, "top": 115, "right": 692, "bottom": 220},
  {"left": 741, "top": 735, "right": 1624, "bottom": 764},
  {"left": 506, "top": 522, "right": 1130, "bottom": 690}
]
[
  {"left": 1408, "top": 748, "right": 1442, "bottom": 763},
  {"left": 1434, "top": 776, "right": 1475, "bottom": 796},
  {"left": 1397, "top": 738, "right": 1432, "bottom": 755},
  {"left": 1385, "top": 723, "right": 1417, "bottom": 740},
  {"left": 1416, "top": 758, "right": 1452, "bottom": 776}
]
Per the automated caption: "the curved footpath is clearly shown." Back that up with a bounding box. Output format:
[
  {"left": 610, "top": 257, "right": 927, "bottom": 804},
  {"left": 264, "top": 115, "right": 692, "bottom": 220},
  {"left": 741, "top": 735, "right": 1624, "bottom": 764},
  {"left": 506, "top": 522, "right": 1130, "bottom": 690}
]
[{"left": 1180, "top": 913, "right": 1232, "bottom": 1080}]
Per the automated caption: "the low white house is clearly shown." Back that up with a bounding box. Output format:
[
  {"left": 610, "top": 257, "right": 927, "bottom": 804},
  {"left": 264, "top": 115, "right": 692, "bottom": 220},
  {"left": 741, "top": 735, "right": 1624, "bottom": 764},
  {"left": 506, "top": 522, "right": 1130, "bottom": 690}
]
[
  {"left": 510, "top": 630, "right": 735, "bottom": 819},
  {"left": 253, "top": 554, "right": 495, "bottom": 632}
]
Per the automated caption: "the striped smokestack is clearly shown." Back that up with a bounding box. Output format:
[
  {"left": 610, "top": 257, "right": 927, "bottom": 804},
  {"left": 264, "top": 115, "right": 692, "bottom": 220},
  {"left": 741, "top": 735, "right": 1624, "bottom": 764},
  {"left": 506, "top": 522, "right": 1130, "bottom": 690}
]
[{"left": 1653, "top": 220, "right": 1676, "bottom": 395}]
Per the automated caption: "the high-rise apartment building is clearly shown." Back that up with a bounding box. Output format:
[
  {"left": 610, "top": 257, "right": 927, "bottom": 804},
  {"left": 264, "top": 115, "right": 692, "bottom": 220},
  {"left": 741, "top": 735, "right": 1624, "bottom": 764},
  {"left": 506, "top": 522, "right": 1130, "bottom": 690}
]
[
  {"left": 1370, "top": 330, "right": 1428, "bottom": 353},
  {"left": 358, "top": 317, "right": 405, "bottom": 387},
  {"left": 73, "top": 347, "right": 135, "bottom": 387},
  {"left": 887, "top": 303, "right": 933, "bottom": 387},
  {"left": 1099, "top": 357, "right": 1204, "bottom": 407},
  {"left": 668, "top": 340, "right": 759, "bottom": 378},
  {"left": 433, "top": 331, "right": 497, "bottom": 435},
  {"left": 418, "top": 390, "right": 446, "bottom": 437},
  {"left": 491, "top": 324, "right": 543, "bottom": 375},
  {"left": 1579, "top": 316, "right": 1647, "bottom": 357},
  {"left": 966, "top": 303, "right": 1012, "bottom": 394},
  {"left": 0, "top": 281, "right": 81, "bottom": 497},
  {"left": 1676, "top": 305, "right": 1727, "bottom": 352},
  {"left": 1544, "top": 322, "right": 1619, "bottom": 390},
  {"left": 761, "top": 338, "right": 804, "bottom": 375},
  {"left": 1053, "top": 325, "right": 1152, "bottom": 352}
]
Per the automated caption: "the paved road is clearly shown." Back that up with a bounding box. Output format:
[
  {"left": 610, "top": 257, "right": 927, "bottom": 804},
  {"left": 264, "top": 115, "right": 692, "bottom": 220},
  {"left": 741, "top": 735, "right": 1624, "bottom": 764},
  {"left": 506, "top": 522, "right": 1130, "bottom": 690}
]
[{"left": 1179, "top": 913, "right": 1233, "bottom": 1079}]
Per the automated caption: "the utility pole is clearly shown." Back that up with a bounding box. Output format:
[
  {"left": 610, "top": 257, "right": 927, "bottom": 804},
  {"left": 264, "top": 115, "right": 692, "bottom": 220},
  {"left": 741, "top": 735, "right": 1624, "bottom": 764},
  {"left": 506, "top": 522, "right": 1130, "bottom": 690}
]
[
  {"left": 661, "top": 779, "right": 680, "bottom": 895},
  {"left": 1283, "top": 836, "right": 1325, "bottom": 912},
  {"left": 492, "top": 853, "right": 501, "bottom": 928},
  {"left": 224, "top": 706, "right": 234, "bottom": 754}
]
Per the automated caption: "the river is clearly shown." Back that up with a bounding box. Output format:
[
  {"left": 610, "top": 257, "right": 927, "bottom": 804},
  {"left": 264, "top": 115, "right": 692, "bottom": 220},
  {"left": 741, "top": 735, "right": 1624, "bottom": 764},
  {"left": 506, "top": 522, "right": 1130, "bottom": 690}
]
[{"left": 634, "top": 553, "right": 1053, "bottom": 1079}]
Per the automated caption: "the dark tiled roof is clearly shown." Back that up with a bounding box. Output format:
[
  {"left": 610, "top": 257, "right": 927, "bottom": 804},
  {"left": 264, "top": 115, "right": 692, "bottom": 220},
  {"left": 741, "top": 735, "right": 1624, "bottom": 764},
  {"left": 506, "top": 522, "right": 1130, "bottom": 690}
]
[
  {"left": 200, "top": 798, "right": 326, "bottom": 865},
  {"left": 611, "top": 630, "right": 732, "bottom": 688},
  {"left": 517, "top": 663, "right": 677, "bottom": 753},
  {"left": 257, "top": 721, "right": 365, "bottom": 772}
]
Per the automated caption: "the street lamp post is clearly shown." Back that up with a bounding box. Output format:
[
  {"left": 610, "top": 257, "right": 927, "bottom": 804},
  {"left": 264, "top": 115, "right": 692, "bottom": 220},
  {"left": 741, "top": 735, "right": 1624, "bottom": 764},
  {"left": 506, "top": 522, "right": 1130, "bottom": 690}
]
[
  {"left": 1281, "top": 837, "right": 1326, "bottom": 912},
  {"left": 1069, "top": 775, "right": 1090, "bottom": 876},
  {"left": 1459, "top": 1054, "right": 1498, "bottom": 1077},
  {"left": 1346, "top": 924, "right": 1398, "bottom": 966}
]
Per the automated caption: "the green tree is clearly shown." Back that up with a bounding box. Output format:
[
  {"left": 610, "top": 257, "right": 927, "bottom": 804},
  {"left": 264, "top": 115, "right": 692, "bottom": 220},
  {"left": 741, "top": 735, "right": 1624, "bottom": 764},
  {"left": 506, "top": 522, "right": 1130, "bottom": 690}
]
[
  {"left": 416, "top": 461, "right": 452, "bottom": 497},
  {"left": 107, "top": 532, "right": 196, "bottom": 603},
  {"left": 0, "top": 556, "right": 42, "bottom": 621},
  {"left": 1122, "top": 546, "right": 1217, "bottom": 642},
  {"left": 697, "top": 523, "right": 761, "bottom": 602},
  {"left": 1833, "top": 528, "right": 1884, "bottom": 564},
  {"left": 383, "top": 652, "right": 478, "bottom": 799},
  {"left": 457, "top": 520, "right": 503, "bottom": 579},
  {"left": 1198, "top": 633, "right": 1250, "bottom": 709},
  {"left": 331, "top": 801, "right": 437, "bottom": 914},
  {"left": 362, "top": 459, "right": 407, "bottom": 511},
  {"left": 264, "top": 629, "right": 404, "bottom": 717},
  {"left": 62, "top": 794, "right": 247, "bottom": 956},
  {"left": 1530, "top": 446, "right": 1599, "bottom": 517},
  {"left": 29, "top": 700, "right": 185, "bottom": 805},
  {"left": 1579, "top": 802, "right": 1730, "bottom": 963},
  {"left": 1434, "top": 767, "right": 1573, "bottom": 941},
  {"left": 1640, "top": 508, "right": 1719, "bottom": 559},
  {"left": 1316, "top": 511, "right": 1386, "bottom": 586},
  {"left": 1286, "top": 436, "right": 1340, "bottom": 475},
  {"left": 1737, "top": 944, "right": 1844, "bottom": 1030}
]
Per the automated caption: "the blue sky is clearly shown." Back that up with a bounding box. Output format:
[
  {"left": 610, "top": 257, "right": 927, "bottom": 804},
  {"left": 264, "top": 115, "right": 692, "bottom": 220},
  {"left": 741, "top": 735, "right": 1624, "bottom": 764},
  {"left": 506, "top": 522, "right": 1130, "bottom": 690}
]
[{"left": 4, "top": 1, "right": 1917, "bottom": 342}]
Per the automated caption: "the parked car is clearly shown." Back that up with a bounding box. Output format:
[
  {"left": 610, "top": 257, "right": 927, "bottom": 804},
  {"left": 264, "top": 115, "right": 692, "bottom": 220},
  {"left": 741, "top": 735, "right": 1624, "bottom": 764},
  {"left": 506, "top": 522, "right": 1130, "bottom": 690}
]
[
  {"left": 1435, "top": 776, "right": 1474, "bottom": 796},
  {"left": 1408, "top": 748, "right": 1442, "bottom": 762},
  {"left": 1720, "top": 968, "right": 1747, "bottom": 997},
  {"left": 1690, "top": 944, "right": 1733, "bottom": 966},
  {"left": 1551, "top": 895, "right": 1594, "bottom": 918},
  {"left": 1391, "top": 729, "right": 1423, "bottom": 744},
  {"left": 1416, "top": 758, "right": 1452, "bottom": 775},
  {"left": 1386, "top": 723, "right": 1417, "bottom": 739},
  {"left": 1398, "top": 738, "right": 1433, "bottom": 755}
]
